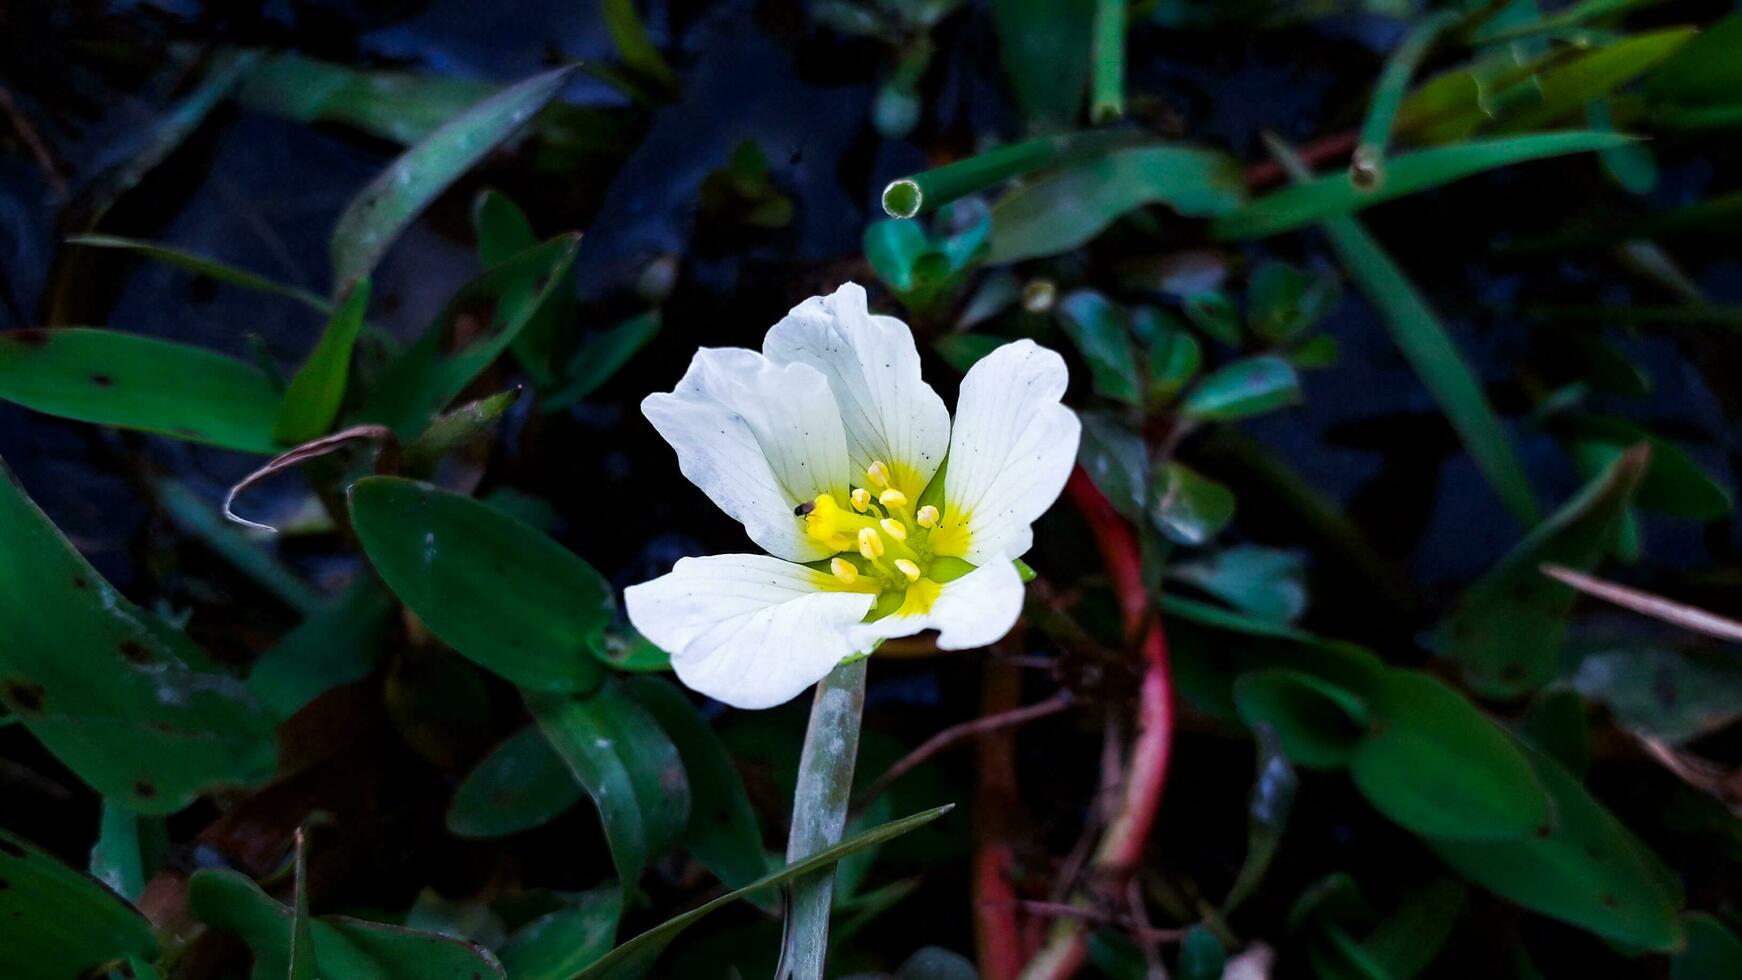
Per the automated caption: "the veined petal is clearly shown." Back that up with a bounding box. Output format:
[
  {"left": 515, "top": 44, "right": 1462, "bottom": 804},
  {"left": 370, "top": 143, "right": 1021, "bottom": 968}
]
[
  {"left": 849, "top": 558, "right": 1024, "bottom": 651},
  {"left": 763, "top": 282, "right": 950, "bottom": 500},
  {"left": 935, "top": 340, "right": 1080, "bottom": 564},
  {"left": 643, "top": 347, "right": 852, "bottom": 562},
  {"left": 625, "top": 554, "right": 876, "bottom": 710}
]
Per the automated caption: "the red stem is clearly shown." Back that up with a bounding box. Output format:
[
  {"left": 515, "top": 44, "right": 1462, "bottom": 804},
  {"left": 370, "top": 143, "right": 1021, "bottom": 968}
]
[
  {"left": 973, "top": 661, "right": 1029, "bottom": 980},
  {"left": 1243, "top": 128, "right": 1359, "bottom": 190}
]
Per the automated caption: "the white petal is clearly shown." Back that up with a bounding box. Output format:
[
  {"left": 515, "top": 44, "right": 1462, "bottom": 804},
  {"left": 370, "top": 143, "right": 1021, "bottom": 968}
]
[
  {"left": 763, "top": 283, "right": 950, "bottom": 499},
  {"left": 936, "top": 340, "right": 1080, "bottom": 564},
  {"left": 625, "top": 554, "right": 875, "bottom": 709},
  {"left": 643, "top": 348, "right": 852, "bottom": 562},
  {"left": 849, "top": 558, "right": 1025, "bottom": 651}
]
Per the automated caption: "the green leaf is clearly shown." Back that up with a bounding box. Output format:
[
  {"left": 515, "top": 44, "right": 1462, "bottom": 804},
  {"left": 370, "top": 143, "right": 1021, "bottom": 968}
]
[
  {"left": 1644, "top": 12, "right": 1742, "bottom": 106},
  {"left": 1148, "top": 460, "right": 1235, "bottom": 547},
  {"left": 90, "top": 801, "right": 165, "bottom": 903},
  {"left": 360, "top": 234, "right": 580, "bottom": 438},
  {"left": 1176, "top": 925, "right": 1226, "bottom": 980},
  {"left": 1497, "top": 29, "right": 1694, "bottom": 133},
  {"left": 1234, "top": 669, "right": 1369, "bottom": 769},
  {"left": 1144, "top": 324, "right": 1201, "bottom": 403},
  {"left": 0, "top": 827, "right": 158, "bottom": 980},
  {"left": 497, "top": 886, "right": 624, "bottom": 980},
  {"left": 865, "top": 219, "right": 932, "bottom": 294},
  {"left": 289, "top": 831, "right": 316, "bottom": 980},
  {"left": 1431, "top": 746, "right": 1683, "bottom": 950},
  {"left": 0, "top": 457, "right": 277, "bottom": 812},
  {"left": 1362, "top": 878, "right": 1467, "bottom": 980},
  {"left": 1214, "top": 132, "right": 1633, "bottom": 240},
  {"left": 66, "top": 234, "right": 330, "bottom": 313},
  {"left": 541, "top": 311, "right": 662, "bottom": 414},
  {"left": 1520, "top": 686, "right": 1591, "bottom": 776},
  {"left": 1077, "top": 411, "right": 1149, "bottom": 522},
  {"left": 1172, "top": 545, "right": 1306, "bottom": 623},
  {"left": 603, "top": 0, "right": 679, "bottom": 94},
  {"left": 1429, "top": 446, "right": 1649, "bottom": 698},
  {"left": 1568, "top": 645, "right": 1742, "bottom": 743},
  {"left": 932, "top": 334, "right": 1005, "bottom": 373},
  {"left": 1182, "top": 290, "right": 1241, "bottom": 346},
  {"left": 1561, "top": 415, "right": 1732, "bottom": 519},
  {"left": 1347, "top": 670, "right": 1551, "bottom": 841},
  {"left": 446, "top": 723, "right": 584, "bottom": 839},
  {"left": 590, "top": 629, "right": 674, "bottom": 673},
  {"left": 1673, "top": 913, "right": 1742, "bottom": 980},
  {"left": 991, "top": 0, "right": 1092, "bottom": 130},
  {"left": 473, "top": 190, "right": 565, "bottom": 385},
  {"left": 573, "top": 805, "right": 953, "bottom": 979},
  {"left": 0, "top": 329, "right": 284, "bottom": 453},
  {"left": 1057, "top": 291, "right": 1141, "bottom": 403},
  {"left": 350, "top": 476, "right": 611, "bottom": 692},
  {"left": 624, "top": 676, "right": 768, "bottom": 889},
  {"left": 527, "top": 684, "right": 691, "bottom": 885},
  {"left": 275, "top": 280, "right": 371, "bottom": 444},
  {"left": 189, "top": 868, "right": 507, "bottom": 980},
  {"left": 1247, "top": 260, "right": 1339, "bottom": 343},
  {"left": 1221, "top": 725, "right": 1297, "bottom": 914},
  {"left": 1180, "top": 355, "right": 1301, "bottom": 421},
  {"left": 400, "top": 389, "right": 523, "bottom": 474},
  {"left": 986, "top": 144, "right": 1245, "bottom": 263},
  {"left": 247, "top": 578, "right": 394, "bottom": 719},
  {"left": 330, "top": 65, "right": 578, "bottom": 294}
]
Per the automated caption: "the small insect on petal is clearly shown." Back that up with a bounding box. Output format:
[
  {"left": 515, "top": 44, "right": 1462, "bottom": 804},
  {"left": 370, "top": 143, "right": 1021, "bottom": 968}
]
[
  {"left": 794, "top": 500, "right": 816, "bottom": 516},
  {"left": 893, "top": 558, "right": 922, "bottom": 582},
  {"left": 880, "top": 518, "right": 907, "bottom": 541},
  {"left": 830, "top": 557, "right": 858, "bottom": 584},
  {"left": 916, "top": 505, "right": 939, "bottom": 527}
]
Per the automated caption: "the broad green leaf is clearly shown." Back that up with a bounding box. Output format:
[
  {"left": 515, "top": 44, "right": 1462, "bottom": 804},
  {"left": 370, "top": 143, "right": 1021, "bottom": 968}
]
[
  {"left": 1496, "top": 29, "right": 1694, "bottom": 133},
  {"left": 1589, "top": 98, "right": 1656, "bottom": 194},
  {"left": 986, "top": 145, "right": 1244, "bottom": 263},
  {"left": 1171, "top": 545, "right": 1306, "bottom": 623},
  {"left": 360, "top": 234, "right": 580, "bottom": 438},
  {"left": 1673, "top": 914, "right": 1742, "bottom": 980},
  {"left": 0, "top": 827, "right": 158, "bottom": 980},
  {"left": 1642, "top": 13, "right": 1742, "bottom": 106},
  {"left": 1568, "top": 645, "right": 1742, "bottom": 743},
  {"left": 497, "top": 886, "right": 623, "bottom": 980},
  {"left": 1429, "top": 446, "right": 1649, "bottom": 698},
  {"left": 932, "top": 333, "right": 1005, "bottom": 373},
  {"left": 991, "top": 0, "right": 1092, "bottom": 130},
  {"left": 90, "top": 802, "right": 165, "bottom": 903},
  {"left": 330, "top": 65, "right": 578, "bottom": 293},
  {"left": 865, "top": 218, "right": 932, "bottom": 293},
  {"left": 400, "top": 389, "right": 522, "bottom": 475},
  {"left": 1183, "top": 290, "right": 1241, "bottom": 346},
  {"left": 1077, "top": 411, "right": 1149, "bottom": 521},
  {"left": 1520, "top": 686, "right": 1591, "bottom": 776},
  {"left": 1213, "top": 132, "right": 1633, "bottom": 240},
  {"left": 1221, "top": 726, "right": 1297, "bottom": 914},
  {"left": 0, "top": 329, "right": 283, "bottom": 453},
  {"left": 1180, "top": 355, "right": 1301, "bottom": 421},
  {"left": 573, "top": 805, "right": 953, "bottom": 979},
  {"left": 350, "top": 476, "right": 611, "bottom": 693},
  {"left": 1247, "top": 260, "right": 1338, "bottom": 343},
  {"left": 1348, "top": 670, "right": 1550, "bottom": 841},
  {"left": 1148, "top": 460, "right": 1235, "bottom": 547},
  {"left": 1057, "top": 290, "right": 1141, "bottom": 403},
  {"left": 527, "top": 684, "right": 691, "bottom": 885},
  {"left": 1362, "top": 878, "right": 1467, "bottom": 980},
  {"left": 447, "top": 724, "right": 584, "bottom": 839},
  {"left": 1234, "top": 669, "right": 1369, "bottom": 769},
  {"left": 1144, "top": 324, "right": 1201, "bottom": 403},
  {"left": 1176, "top": 925, "right": 1226, "bottom": 980},
  {"left": 624, "top": 676, "right": 767, "bottom": 889},
  {"left": 591, "top": 629, "right": 674, "bottom": 673},
  {"left": 189, "top": 868, "right": 507, "bottom": 980},
  {"left": 1561, "top": 415, "right": 1732, "bottom": 519},
  {"left": 66, "top": 234, "right": 330, "bottom": 312},
  {"left": 247, "top": 578, "right": 394, "bottom": 718},
  {"left": 541, "top": 311, "right": 663, "bottom": 414},
  {"left": 275, "top": 279, "right": 371, "bottom": 443},
  {"left": 0, "top": 457, "right": 276, "bottom": 812},
  {"left": 1431, "top": 746, "right": 1683, "bottom": 950}
]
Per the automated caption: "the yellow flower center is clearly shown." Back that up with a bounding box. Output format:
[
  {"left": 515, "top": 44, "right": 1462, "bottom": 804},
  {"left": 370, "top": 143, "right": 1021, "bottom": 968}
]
[{"left": 796, "top": 459, "right": 974, "bottom": 618}]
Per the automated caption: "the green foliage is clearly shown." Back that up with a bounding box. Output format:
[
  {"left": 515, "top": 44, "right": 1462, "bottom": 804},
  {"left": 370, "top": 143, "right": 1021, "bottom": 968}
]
[{"left": 0, "top": 827, "right": 158, "bottom": 979}]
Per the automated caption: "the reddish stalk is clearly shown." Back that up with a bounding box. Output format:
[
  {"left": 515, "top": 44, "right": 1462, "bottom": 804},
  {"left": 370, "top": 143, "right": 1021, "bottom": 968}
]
[
  {"left": 973, "top": 661, "right": 1029, "bottom": 980},
  {"left": 1243, "top": 128, "right": 1359, "bottom": 189},
  {"left": 1019, "top": 469, "right": 1175, "bottom": 979}
]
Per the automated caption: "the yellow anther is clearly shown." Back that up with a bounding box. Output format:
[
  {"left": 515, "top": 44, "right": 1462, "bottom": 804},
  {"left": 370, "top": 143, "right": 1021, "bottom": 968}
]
[
  {"left": 802, "top": 493, "right": 855, "bottom": 552},
  {"left": 830, "top": 557, "right": 858, "bottom": 585},
  {"left": 850, "top": 487, "right": 872, "bottom": 512},
  {"left": 857, "top": 527, "right": 885, "bottom": 559},
  {"left": 880, "top": 518, "right": 908, "bottom": 541},
  {"left": 916, "top": 504, "right": 939, "bottom": 527},
  {"left": 893, "top": 558, "right": 922, "bottom": 582},
  {"left": 866, "top": 460, "right": 891, "bottom": 489},
  {"left": 878, "top": 488, "right": 909, "bottom": 509}
]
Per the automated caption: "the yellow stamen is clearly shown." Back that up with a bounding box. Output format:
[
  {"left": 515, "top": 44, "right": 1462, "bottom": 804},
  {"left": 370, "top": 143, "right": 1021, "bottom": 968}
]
[
  {"left": 830, "top": 557, "right": 858, "bottom": 585},
  {"left": 850, "top": 487, "right": 872, "bottom": 512},
  {"left": 857, "top": 527, "right": 885, "bottom": 559},
  {"left": 802, "top": 493, "right": 856, "bottom": 552},
  {"left": 878, "top": 488, "right": 908, "bottom": 509},
  {"left": 880, "top": 518, "right": 907, "bottom": 541},
  {"left": 866, "top": 460, "right": 891, "bottom": 489},
  {"left": 916, "top": 505, "right": 939, "bottom": 527},
  {"left": 893, "top": 558, "right": 922, "bottom": 582}
]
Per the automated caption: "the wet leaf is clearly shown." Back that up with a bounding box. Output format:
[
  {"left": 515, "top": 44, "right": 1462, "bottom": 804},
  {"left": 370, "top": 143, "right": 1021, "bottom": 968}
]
[
  {"left": 1429, "top": 446, "right": 1649, "bottom": 698},
  {"left": 1057, "top": 290, "right": 1141, "bottom": 403},
  {"left": 497, "top": 886, "right": 623, "bottom": 980},
  {"left": 573, "top": 805, "right": 954, "bottom": 979},
  {"left": 1348, "top": 670, "right": 1550, "bottom": 842},
  {"left": 447, "top": 724, "right": 584, "bottom": 839},
  {"left": 1180, "top": 355, "right": 1301, "bottom": 421},
  {"left": 350, "top": 476, "right": 611, "bottom": 693},
  {"left": 986, "top": 144, "right": 1244, "bottom": 263},
  {"left": 624, "top": 676, "right": 767, "bottom": 890},
  {"left": 275, "top": 280, "right": 371, "bottom": 444},
  {"left": 0, "top": 328, "right": 283, "bottom": 453},
  {"left": 1431, "top": 746, "right": 1683, "bottom": 950},
  {"left": 359, "top": 234, "right": 580, "bottom": 438},
  {"left": 1148, "top": 460, "right": 1235, "bottom": 547},
  {"left": 330, "top": 65, "right": 578, "bottom": 294},
  {"left": 1214, "top": 132, "right": 1633, "bottom": 240},
  {"left": 0, "top": 827, "right": 158, "bottom": 980},
  {"left": 0, "top": 457, "right": 277, "bottom": 812},
  {"left": 527, "top": 683, "right": 691, "bottom": 886}
]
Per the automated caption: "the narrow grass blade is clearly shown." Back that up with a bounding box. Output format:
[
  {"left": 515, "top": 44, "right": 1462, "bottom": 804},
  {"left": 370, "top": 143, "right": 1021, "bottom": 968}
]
[
  {"left": 66, "top": 235, "right": 330, "bottom": 313},
  {"left": 1353, "top": 11, "right": 1461, "bottom": 181}
]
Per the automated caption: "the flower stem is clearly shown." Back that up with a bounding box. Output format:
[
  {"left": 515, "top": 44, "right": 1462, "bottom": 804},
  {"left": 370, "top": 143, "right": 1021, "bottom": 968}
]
[
  {"left": 1090, "top": 0, "right": 1126, "bottom": 123},
  {"left": 778, "top": 657, "right": 868, "bottom": 980},
  {"left": 881, "top": 130, "right": 1138, "bottom": 219}
]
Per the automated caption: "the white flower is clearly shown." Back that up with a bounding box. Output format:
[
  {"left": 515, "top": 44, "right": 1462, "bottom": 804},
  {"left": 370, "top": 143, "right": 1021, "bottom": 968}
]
[{"left": 625, "top": 283, "right": 1080, "bottom": 709}]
